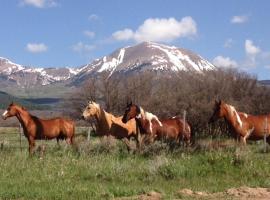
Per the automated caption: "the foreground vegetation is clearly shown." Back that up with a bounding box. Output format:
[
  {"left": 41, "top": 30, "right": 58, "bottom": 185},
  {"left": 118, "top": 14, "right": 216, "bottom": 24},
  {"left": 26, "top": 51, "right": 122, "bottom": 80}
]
[{"left": 1, "top": 127, "right": 270, "bottom": 199}]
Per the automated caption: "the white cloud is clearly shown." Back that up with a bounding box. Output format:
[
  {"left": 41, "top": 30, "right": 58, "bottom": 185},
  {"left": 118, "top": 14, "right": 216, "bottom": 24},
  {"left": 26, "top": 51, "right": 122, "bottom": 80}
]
[
  {"left": 224, "top": 38, "right": 233, "bottom": 48},
  {"left": 72, "top": 42, "right": 95, "bottom": 53},
  {"left": 83, "top": 30, "right": 95, "bottom": 38},
  {"left": 113, "top": 29, "right": 134, "bottom": 41},
  {"left": 26, "top": 43, "right": 48, "bottom": 53},
  {"left": 243, "top": 39, "right": 261, "bottom": 68},
  {"left": 112, "top": 17, "right": 197, "bottom": 43},
  {"left": 231, "top": 15, "right": 249, "bottom": 24},
  {"left": 20, "top": 0, "right": 57, "bottom": 8},
  {"left": 88, "top": 14, "right": 99, "bottom": 21},
  {"left": 212, "top": 56, "right": 238, "bottom": 68},
  {"left": 245, "top": 39, "right": 261, "bottom": 55}
]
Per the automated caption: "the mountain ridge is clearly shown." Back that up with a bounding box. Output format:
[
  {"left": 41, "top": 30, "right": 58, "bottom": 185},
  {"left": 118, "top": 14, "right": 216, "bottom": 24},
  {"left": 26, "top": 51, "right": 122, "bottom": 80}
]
[{"left": 0, "top": 42, "right": 216, "bottom": 89}]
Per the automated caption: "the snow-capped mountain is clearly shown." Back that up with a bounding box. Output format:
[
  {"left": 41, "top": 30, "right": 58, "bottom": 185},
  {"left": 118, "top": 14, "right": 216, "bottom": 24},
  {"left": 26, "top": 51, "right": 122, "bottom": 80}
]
[
  {"left": 0, "top": 42, "right": 215, "bottom": 88},
  {"left": 0, "top": 57, "right": 81, "bottom": 87},
  {"left": 71, "top": 42, "right": 215, "bottom": 84}
]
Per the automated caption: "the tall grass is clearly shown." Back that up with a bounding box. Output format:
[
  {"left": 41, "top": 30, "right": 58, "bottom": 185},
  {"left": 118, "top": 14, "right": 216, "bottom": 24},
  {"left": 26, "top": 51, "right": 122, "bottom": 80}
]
[{"left": 1, "top": 128, "right": 270, "bottom": 199}]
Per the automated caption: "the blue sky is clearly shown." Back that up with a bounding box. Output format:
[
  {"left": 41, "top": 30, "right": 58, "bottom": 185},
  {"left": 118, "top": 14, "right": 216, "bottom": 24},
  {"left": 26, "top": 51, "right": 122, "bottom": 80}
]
[{"left": 0, "top": 0, "right": 270, "bottom": 79}]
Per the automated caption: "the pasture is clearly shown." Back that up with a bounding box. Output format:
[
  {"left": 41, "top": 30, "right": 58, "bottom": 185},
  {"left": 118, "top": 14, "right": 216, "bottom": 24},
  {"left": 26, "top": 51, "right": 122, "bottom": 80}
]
[{"left": 1, "top": 127, "right": 270, "bottom": 199}]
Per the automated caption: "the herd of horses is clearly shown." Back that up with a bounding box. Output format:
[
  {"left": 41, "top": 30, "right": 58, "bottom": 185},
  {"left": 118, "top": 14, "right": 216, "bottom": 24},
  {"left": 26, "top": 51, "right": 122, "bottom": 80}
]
[{"left": 2, "top": 100, "right": 270, "bottom": 154}]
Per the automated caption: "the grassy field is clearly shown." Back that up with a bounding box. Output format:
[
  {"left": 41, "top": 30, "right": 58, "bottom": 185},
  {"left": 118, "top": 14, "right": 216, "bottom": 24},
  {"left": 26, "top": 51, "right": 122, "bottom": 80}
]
[{"left": 1, "top": 127, "right": 270, "bottom": 199}]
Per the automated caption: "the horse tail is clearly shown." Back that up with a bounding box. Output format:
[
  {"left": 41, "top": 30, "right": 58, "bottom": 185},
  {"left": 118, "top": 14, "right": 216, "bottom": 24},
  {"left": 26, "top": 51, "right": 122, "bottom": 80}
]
[{"left": 179, "top": 118, "right": 194, "bottom": 146}]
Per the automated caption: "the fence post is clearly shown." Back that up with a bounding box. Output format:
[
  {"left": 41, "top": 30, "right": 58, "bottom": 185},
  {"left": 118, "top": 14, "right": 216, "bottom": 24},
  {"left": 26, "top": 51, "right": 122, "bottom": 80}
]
[
  {"left": 19, "top": 124, "right": 22, "bottom": 152},
  {"left": 183, "top": 110, "right": 186, "bottom": 132},
  {"left": 182, "top": 110, "right": 187, "bottom": 145},
  {"left": 87, "top": 126, "right": 91, "bottom": 141},
  {"left": 264, "top": 117, "right": 268, "bottom": 153}
]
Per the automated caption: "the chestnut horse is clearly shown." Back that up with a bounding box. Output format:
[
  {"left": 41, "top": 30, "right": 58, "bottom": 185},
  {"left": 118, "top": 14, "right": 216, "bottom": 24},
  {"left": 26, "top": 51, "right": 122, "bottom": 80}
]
[
  {"left": 209, "top": 100, "right": 270, "bottom": 144},
  {"left": 122, "top": 102, "right": 191, "bottom": 145},
  {"left": 82, "top": 101, "right": 137, "bottom": 148},
  {"left": 2, "top": 103, "right": 75, "bottom": 154}
]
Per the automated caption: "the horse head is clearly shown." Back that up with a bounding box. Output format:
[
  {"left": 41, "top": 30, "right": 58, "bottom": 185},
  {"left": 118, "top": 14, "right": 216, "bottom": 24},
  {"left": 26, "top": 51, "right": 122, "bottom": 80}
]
[
  {"left": 122, "top": 101, "right": 140, "bottom": 123},
  {"left": 2, "top": 102, "right": 20, "bottom": 120},
  {"left": 209, "top": 100, "right": 227, "bottom": 123},
  {"left": 82, "top": 101, "right": 100, "bottom": 120}
]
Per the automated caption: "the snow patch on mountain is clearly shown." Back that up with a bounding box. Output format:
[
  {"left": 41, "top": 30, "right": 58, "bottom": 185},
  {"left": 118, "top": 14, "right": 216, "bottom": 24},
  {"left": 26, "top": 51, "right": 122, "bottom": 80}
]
[{"left": 98, "top": 48, "right": 125, "bottom": 73}]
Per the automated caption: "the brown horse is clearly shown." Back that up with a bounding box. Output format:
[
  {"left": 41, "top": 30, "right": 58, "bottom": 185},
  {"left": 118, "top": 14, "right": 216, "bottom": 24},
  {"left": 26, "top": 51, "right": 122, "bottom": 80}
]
[
  {"left": 2, "top": 103, "right": 75, "bottom": 154},
  {"left": 209, "top": 100, "right": 270, "bottom": 144},
  {"left": 122, "top": 102, "right": 191, "bottom": 145},
  {"left": 82, "top": 101, "right": 137, "bottom": 148}
]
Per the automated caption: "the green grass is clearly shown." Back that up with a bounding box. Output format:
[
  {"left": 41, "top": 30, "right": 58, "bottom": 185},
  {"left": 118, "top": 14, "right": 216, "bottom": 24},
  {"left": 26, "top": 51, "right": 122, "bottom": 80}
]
[{"left": 1, "top": 127, "right": 270, "bottom": 199}]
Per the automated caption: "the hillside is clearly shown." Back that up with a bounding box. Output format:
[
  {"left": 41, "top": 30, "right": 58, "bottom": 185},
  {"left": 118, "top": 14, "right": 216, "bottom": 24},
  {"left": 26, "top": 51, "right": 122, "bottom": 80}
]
[{"left": 0, "top": 91, "right": 48, "bottom": 110}]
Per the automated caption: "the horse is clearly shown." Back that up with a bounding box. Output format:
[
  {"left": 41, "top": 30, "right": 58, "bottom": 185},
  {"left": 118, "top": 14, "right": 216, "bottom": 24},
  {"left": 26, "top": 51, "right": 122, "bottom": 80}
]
[
  {"left": 2, "top": 103, "right": 75, "bottom": 154},
  {"left": 121, "top": 102, "right": 192, "bottom": 146},
  {"left": 209, "top": 100, "right": 270, "bottom": 144},
  {"left": 82, "top": 101, "right": 137, "bottom": 148}
]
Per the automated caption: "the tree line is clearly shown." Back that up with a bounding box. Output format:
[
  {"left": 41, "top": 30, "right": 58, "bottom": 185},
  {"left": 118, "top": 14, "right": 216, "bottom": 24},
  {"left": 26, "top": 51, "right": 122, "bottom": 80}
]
[{"left": 66, "top": 69, "right": 270, "bottom": 138}]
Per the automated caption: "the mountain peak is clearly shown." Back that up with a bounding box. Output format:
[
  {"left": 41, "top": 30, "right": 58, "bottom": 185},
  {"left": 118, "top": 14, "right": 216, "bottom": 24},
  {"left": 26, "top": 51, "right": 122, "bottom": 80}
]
[{"left": 1, "top": 42, "right": 216, "bottom": 88}]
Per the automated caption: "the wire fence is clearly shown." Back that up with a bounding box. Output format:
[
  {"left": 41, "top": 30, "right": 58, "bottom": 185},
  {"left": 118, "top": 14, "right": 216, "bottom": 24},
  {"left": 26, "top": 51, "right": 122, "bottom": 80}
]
[{"left": 0, "top": 126, "right": 91, "bottom": 151}]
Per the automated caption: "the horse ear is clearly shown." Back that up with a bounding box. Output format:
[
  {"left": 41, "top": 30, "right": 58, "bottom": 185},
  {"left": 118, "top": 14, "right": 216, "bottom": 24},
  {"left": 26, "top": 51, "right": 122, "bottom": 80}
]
[
  {"left": 126, "top": 100, "right": 132, "bottom": 107},
  {"left": 215, "top": 99, "right": 221, "bottom": 105},
  {"left": 136, "top": 105, "right": 140, "bottom": 113}
]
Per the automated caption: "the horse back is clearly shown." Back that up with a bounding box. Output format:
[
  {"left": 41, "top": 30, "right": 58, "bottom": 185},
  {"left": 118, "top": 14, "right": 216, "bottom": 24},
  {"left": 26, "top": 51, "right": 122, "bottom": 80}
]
[
  {"left": 160, "top": 117, "right": 191, "bottom": 139},
  {"left": 34, "top": 117, "right": 74, "bottom": 139},
  {"left": 242, "top": 114, "right": 270, "bottom": 138}
]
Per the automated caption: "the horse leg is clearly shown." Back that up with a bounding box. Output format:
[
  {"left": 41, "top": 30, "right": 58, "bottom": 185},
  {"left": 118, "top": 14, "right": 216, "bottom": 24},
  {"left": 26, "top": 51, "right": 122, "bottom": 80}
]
[
  {"left": 241, "top": 127, "right": 254, "bottom": 145},
  {"left": 183, "top": 136, "right": 190, "bottom": 147},
  {"left": 122, "top": 138, "right": 132, "bottom": 152},
  {"left": 240, "top": 136, "right": 247, "bottom": 145},
  {"left": 28, "top": 137, "right": 35, "bottom": 155},
  {"left": 70, "top": 135, "right": 74, "bottom": 145},
  {"left": 266, "top": 136, "right": 270, "bottom": 150},
  {"left": 66, "top": 137, "right": 72, "bottom": 145}
]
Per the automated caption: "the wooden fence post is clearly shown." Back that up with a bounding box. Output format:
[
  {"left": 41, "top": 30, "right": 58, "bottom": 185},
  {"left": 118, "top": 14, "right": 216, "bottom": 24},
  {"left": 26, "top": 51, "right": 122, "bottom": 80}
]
[
  {"left": 19, "top": 124, "right": 22, "bottom": 152},
  {"left": 87, "top": 126, "right": 91, "bottom": 141},
  {"left": 264, "top": 117, "right": 268, "bottom": 153}
]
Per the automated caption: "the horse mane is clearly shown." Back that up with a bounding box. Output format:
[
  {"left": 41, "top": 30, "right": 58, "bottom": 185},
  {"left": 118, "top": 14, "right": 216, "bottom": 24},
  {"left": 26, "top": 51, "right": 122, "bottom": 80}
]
[
  {"left": 139, "top": 106, "right": 163, "bottom": 127},
  {"left": 224, "top": 104, "right": 243, "bottom": 128}
]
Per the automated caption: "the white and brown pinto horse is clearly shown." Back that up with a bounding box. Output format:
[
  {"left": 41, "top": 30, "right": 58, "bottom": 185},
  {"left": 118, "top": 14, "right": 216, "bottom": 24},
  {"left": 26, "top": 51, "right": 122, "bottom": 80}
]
[
  {"left": 122, "top": 102, "right": 192, "bottom": 145},
  {"left": 82, "top": 101, "right": 137, "bottom": 147},
  {"left": 209, "top": 100, "right": 270, "bottom": 144},
  {"left": 2, "top": 103, "right": 75, "bottom": 154}
]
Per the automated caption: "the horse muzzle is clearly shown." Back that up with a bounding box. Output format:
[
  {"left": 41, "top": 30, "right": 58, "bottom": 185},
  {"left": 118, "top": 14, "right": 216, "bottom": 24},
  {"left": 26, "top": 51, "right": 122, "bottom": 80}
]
[{"left": 2, "top": 116, "right": 7, "bottom": 120}]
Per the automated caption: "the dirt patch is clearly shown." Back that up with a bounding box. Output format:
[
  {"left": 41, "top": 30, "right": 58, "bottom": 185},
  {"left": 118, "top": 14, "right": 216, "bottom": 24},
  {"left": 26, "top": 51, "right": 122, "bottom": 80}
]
[
  {"left": 178, "top": 186, "right": 270, "bottom": 199},
  {"left": 115, "top": 187, "right": 270, "bottom": 199},
  {"left": 115, "top": 191, "right": 162, "bottom": 200}
]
